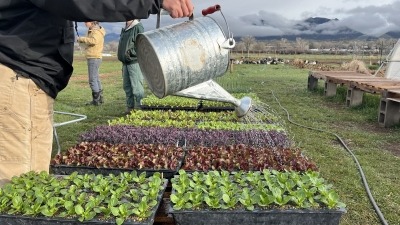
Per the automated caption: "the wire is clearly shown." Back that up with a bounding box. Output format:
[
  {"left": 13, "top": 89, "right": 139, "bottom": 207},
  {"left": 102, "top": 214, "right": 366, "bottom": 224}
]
[
  {"left": 74, "top": 21, "right": 80, "bottom": 38},
  {"left": 271, "top": 90, "right": 389, "bottom": 225}
]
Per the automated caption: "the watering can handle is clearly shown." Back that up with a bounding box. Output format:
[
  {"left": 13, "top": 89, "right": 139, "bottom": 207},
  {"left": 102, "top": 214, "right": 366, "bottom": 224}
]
[
  {"left": 202, "top": 5, "right": 221, "bottom": 16},
  {"left": 201, "top": 5, "right": 234, "bottom": 48},
  {"left": 156, "top": 9, "right": 193, "bottom": 29}
]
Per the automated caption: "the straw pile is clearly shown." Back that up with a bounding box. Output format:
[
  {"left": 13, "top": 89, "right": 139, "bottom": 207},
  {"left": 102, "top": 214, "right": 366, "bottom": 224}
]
[{"left": 340, "top": 60, "right": 371, "bottom": 75}]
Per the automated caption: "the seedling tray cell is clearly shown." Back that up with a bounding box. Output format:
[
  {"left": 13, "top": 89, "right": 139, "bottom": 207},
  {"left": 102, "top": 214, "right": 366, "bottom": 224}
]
[
  {"left": 140, "top": 105, "right": 234, "bottom": 112},
  {"left": 0, "top": 215, "right": 149, "bottom": 225},
  {"left": 50, "top": 165, "right": 179, "bottom": 179}
]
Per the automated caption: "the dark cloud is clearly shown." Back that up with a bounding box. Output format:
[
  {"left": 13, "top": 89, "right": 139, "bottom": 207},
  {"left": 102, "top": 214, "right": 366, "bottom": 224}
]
[
  {"left": 82, "top": 0, "right": 400, "bottom": 39},
  {"left": 340, "top": 3, "right": 400, "bottom": 36},
  {"left": 237, "top": 0, "right": 397, "bottom": 37},
  {"left": 232, "top": 1, "right": 400, "bottom": 37}
]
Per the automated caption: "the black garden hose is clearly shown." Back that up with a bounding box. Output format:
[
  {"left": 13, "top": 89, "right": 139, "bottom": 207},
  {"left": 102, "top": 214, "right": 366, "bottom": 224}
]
[{"left": 271, "top": 90, "right": 389, "bottom": 225}]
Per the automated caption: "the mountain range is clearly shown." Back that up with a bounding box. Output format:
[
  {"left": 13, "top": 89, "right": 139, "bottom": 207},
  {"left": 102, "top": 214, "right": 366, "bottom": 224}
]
[
  {"left": 248, "top": 17, "right": 400, "bottom": 41},
  {"left": 104, "top": 33, "right": 121, "bottom": 43},
  {"left": 104, "top": 17, "right": 400, "bottom": 42}
]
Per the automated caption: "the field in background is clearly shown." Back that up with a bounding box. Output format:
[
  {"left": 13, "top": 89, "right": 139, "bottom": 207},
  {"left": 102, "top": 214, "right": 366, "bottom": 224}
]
[
  {"left": 231, "top": 52, "right": 383, "bottom": 71},
  {"left": 54, "top": 55, "right": 400, "bottom": 225}
]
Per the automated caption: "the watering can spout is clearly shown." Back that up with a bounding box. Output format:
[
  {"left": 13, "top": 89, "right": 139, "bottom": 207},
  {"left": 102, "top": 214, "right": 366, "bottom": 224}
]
[
  {"left": 235, "top": 97, "right": 252, "bottom": 118},
  {"left": 173, "top": 80, "right": 252, "bottom": 117}
]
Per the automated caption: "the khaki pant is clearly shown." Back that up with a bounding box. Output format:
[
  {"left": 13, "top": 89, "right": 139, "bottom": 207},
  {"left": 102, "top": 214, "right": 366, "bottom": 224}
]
[{"left": 0, "top": 64, "right": 54, "bottom": 187}]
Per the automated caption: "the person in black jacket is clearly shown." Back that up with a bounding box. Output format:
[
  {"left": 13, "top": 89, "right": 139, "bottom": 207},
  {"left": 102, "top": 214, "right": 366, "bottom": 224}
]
[{"left": 0, "top": 0, "right": 194, "bottom": 187}]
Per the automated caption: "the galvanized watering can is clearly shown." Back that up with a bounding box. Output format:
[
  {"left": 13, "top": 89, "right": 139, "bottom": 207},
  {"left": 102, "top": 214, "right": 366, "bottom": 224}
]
[{"left": 136, "top": 5, "right": 252, "bottom": 117}]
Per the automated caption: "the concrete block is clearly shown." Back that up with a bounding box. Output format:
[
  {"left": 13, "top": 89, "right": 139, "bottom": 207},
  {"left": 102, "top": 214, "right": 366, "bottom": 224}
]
[
  {"left": 324, "top": 81, "right": 337, "bottom": 97},
  {"left": 378, "top": 98, "right": 400, "bottom": 127},
  {"left": 308, "top": 75, "right": 318, "bottom": 90},
  {"left": 346, "top": 87, "right": 364, "bottom": 107}
]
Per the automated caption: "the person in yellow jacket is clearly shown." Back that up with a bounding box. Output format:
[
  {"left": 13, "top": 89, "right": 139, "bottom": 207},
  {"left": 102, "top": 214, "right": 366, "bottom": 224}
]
[{"left": 77, "top": 21, "right": 106, "bottom": 105}]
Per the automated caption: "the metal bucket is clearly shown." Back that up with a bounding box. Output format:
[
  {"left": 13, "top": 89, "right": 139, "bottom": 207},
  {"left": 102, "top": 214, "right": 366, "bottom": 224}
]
[{"left": 136, "top": 16, "right": 234, "bottom": 98}]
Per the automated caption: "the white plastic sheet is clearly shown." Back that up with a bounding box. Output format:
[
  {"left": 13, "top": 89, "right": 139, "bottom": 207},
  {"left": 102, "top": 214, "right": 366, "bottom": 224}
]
[{"left": 385, "top": 39, "right": 400, "bottom": 80}]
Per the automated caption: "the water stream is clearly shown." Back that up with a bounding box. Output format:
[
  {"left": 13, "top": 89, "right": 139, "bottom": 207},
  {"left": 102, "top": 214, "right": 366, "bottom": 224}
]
[{"left": 237, "top": 100, "right": 291, "bottom": 148}]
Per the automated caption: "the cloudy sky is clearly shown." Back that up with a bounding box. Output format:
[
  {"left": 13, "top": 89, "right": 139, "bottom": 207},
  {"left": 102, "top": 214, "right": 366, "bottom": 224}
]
[{"left": 78, "top": 0, "right": 400, "bottom": 38}]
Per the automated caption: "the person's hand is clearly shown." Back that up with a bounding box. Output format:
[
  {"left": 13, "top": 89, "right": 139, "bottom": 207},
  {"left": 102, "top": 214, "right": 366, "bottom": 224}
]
[
  {"left": 162, "top": 0, "right": 194, "bottom": 18},
  {"left": 126, "top": 50, "right": 132, "bottom": 57}
]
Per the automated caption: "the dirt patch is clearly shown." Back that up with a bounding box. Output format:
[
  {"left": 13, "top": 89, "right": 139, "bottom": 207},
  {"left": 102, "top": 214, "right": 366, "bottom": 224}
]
[
  {"left": 361, "top": 123, "right": 400, "bottom": 157},
  {"left": 290, "top": 59, "right": 377, "bottom": 74},
  {"left": 74, "top": 55, "right": 118, "bottom": 62},
  {"left": 69, "top": 71, "right": 120, "bottom": 82},
  {"left": 361, "top": 123, "right": 393, "bottom": 134},
  {"left": 384, "top": 143, "right": 400, "bottom": 157},
  {"left": 331, "top": 121, "right": 400, "bottom": 157},
  {"left": 290, "top": 59, "right": 337, "bottom": 71}
]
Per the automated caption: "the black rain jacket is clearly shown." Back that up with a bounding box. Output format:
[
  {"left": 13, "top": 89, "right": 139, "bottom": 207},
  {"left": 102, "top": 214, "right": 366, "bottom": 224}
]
[{"left": 0, "top": 0, "right": 162, "bottom": 98}]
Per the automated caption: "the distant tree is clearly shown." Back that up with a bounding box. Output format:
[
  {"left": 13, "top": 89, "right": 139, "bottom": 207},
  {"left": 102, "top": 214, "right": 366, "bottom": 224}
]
[
  {"left": 337, "top": 41, "right": 349, "bottom": 52},
  {"left": 233, "top": 42, "right": 246, "bottom": 57},
  {"left": 352, "top": 41, "right": 361, "bottom": 59},
  {"left": 254, "top": 41, "right": 266, "bottom": 56},
  {"left": 106, "top": 41, "right": 119, "bottom": 53},
  {"left": 376, "top": 38, "right": 397, "bottom": 64},
  {"left": 279, "top": 38, "right": 288, "bottom": 54},
  {"left": 295, "top": 37, "right": 309, "bottom": 54},
  {"left": 309, "top": 41, "right": 321, "bottom": 50},
  {"left": 241, "top": 35, "right": 256, "bottom": 57}
]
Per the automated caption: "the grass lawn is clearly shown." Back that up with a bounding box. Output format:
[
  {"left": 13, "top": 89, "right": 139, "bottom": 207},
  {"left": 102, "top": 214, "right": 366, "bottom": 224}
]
[{"left": 54, "top": 55, "right": 400, "bottom": 225}]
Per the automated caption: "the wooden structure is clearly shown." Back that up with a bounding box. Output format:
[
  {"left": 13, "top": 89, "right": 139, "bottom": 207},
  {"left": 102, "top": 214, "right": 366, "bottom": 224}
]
[{"left": 308, "top": 71, "right": 400, "bottom": 127}]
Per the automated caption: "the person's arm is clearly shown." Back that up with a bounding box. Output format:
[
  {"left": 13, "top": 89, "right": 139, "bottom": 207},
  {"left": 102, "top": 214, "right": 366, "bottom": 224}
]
[
  {"left": 77, "top": 30, "right": 101, "bottom": 46},
  {"left": 30, "top": 0, "right": 193, "bottom": 21},
  {"left": 126, "top": 24, "right": 143, "bottom": 60}
]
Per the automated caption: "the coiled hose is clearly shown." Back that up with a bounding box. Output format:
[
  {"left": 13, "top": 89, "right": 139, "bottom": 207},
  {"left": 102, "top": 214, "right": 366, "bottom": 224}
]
[{"left": 271, "top": 90, "right": 389, "bottom": 225}]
